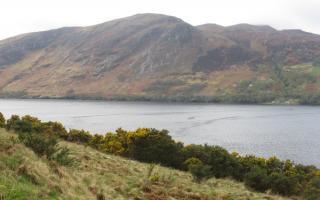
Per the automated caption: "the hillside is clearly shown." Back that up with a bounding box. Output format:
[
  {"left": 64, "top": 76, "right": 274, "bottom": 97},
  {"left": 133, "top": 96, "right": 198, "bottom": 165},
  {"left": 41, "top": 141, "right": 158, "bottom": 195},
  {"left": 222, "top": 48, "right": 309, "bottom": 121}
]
[
  {"left": 1, "top": 13, "right": 320, "bottom": 103},
  {"left": 0, "top": 129, "right": 290, "bottom": 200}
]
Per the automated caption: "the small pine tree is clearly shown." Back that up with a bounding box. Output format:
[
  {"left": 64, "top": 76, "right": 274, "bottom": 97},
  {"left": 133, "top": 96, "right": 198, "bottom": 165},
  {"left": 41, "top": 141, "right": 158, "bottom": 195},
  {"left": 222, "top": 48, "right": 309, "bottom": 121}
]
[{"left": 0, "top": 112, "right": 5, "bottom": 128}]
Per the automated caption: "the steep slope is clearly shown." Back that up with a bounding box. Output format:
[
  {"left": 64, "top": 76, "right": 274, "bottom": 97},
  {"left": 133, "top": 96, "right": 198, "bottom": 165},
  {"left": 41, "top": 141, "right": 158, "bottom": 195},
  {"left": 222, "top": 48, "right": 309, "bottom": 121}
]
[
  {"left": 0, "top": 13, "right": 320, "bottom": 103},
  {"left": 0, "top": 14, "right": 204, "bottom": 98},
  {"left": 0, "top": 129, "right": 291, "bottom": 200}
]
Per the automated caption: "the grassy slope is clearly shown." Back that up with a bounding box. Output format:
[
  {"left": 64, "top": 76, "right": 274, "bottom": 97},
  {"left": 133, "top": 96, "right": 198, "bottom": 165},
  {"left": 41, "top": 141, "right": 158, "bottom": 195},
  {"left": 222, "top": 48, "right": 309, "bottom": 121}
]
[{"left": 0, "top": 129, "right": 292, "bottom": 200}]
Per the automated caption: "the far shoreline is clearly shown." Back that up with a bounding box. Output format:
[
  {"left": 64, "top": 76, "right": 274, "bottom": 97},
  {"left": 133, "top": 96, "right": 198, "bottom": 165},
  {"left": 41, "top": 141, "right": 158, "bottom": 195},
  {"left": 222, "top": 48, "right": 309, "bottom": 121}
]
[{"left": 0, "top": 96, "right": 318, "bottom": 106}]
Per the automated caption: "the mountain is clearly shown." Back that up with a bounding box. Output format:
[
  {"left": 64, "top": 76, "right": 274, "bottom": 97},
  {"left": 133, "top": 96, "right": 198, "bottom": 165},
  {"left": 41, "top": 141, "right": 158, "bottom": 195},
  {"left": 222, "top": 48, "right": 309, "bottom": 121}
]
[{"left": 1, "top": 13, "right": 320, "bottom": 103}]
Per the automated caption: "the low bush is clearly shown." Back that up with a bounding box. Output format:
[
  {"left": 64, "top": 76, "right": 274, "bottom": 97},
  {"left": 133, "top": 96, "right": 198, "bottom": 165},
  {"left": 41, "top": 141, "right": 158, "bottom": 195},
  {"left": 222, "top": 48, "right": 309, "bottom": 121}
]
[
  {"left": 5, "top": 115, "right": 20, "bottom": 130},
  {"left": 0, "top": 112, "right": 5, "bottom": 128},
  {"left": 41, "top": 121, "right": 68, "bottom": 139},
  {"left": 188, "top": 164, "right": 212, "bottom": 182},
  {"left": 67, "top": 129, "right": 92, "bottom": 144},
  {"left": 184, "top": 157, "right": 211, "bottom": 181},
  {"left": 126, "top": 128, "right": 183, "bottom": 168},
  {"left": 269, "top": 172, "right": 300, "bottom": 196},
  {"left": 244, "top": 167, "right": 270, "bottom": 192},
  {"left": 5, "top": 115, "right": 73, "bottom": 166},
  {"left": 304, "top": 177, "right": 320, "bottom": 200},
  {"left": 52, "top": 147, "right": 74, "bottom": 166},
  {"left": 19, "top": 132, "right": 58, "bottom": 159},
  {"left": 19, "top": 132, "right": 73, "bottom": 165},
  {"left": 183, "top": 157, "right": 203, "bottom": 169}
]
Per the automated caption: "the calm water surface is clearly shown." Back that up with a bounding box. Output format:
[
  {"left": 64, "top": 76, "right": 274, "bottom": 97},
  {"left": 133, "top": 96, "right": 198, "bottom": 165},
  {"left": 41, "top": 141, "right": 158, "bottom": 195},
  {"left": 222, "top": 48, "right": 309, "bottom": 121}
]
[{"left": 0, "top": 99, "right": 319, "bottom": 167}]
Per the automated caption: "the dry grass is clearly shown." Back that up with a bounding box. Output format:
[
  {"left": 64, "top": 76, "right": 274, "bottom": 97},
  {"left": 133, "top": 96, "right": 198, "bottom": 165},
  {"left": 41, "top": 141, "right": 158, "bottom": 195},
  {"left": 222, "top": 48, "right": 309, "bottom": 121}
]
[{"left": 0, "top": 129, "right": 293, "bottom": 200}]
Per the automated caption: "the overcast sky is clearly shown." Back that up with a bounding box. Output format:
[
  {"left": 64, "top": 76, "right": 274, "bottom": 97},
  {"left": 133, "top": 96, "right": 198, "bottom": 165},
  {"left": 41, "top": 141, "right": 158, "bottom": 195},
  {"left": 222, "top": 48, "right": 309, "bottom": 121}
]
[{"left": 1, "top": 0, "right": 320, "bottom": 40}]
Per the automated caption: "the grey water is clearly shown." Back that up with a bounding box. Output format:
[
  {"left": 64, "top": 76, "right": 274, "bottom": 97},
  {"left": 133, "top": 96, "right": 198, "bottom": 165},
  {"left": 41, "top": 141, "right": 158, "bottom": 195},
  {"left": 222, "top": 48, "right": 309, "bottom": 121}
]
[{"left": 0, "top": 99, "right": 319, "bottom": 167}]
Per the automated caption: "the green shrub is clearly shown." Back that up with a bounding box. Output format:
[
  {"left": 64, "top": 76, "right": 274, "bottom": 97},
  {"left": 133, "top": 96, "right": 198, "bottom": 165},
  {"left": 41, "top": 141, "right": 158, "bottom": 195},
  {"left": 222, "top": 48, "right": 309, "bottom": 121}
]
[
  {"left": 206, "top": 146, "right": 240, "bottom": 178},
  {"left": 52, "top": 147, "right": 74, "bottom": 166},
  {"left": 19, "top": 132, "right": 73, "bottom": 166},
  {"left": 126, "top": 128, "right": 183, "bottom": 168},
  {"left": 0, "top": 112, "right": 5, "bottom": 128},
  {"left": 41, "top": 121, "right": 68, "bottom": 138},
  {"left": 19, "top": 132, "right": 58, "bottom": 159},
  {"left": 244, "top": 167, "right": 270, "bottom": 192},
  {"left": 101, "top": 132, "right": 126, "bottom": 155},
  {"left": 181, "top": 144, "right": 210, "bottom": 164},
  {"left": 89, "top": 134, "right": 106, "bottom": 149},
  {"left": 6, "top": 115, "right": 20, "bottom": 130},
  {"left": 182, "top": 144, "right": 239, "bottom": 178},
  {"left": 304, "top": 177, "right": 320, "bottom": 200},
  {"left": 6, "top": 115, "right": 42, "bottom": 134},
  {"left": 188, "top": 164, "right": 211, "bottom": 182},
  {"left": 183, "top": 157, "right": 203, "bottom": 169},
  {"left": 67, "top": 129, "right": 92, "bottom": 144},
  {"left": 21, "top": 115, "right": 42, "bottom": 131},
  {"left": 183, "top": 157, "right": 211, "bottom": 181},
  {"left": 269, "top": 172, "right": 299, "bottom": 196},
  {"left": 266, "top": 157, "right": 284, "bottom": 174},
  {"left": 12, "top": 120, "right": 34, "bottom": 133}
]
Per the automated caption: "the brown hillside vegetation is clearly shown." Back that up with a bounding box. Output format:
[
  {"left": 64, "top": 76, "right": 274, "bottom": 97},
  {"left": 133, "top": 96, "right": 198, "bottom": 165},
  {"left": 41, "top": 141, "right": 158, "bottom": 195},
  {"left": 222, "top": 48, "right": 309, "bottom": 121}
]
[{"left": 1, "top": 14, "right": 320, "bottom": 103}]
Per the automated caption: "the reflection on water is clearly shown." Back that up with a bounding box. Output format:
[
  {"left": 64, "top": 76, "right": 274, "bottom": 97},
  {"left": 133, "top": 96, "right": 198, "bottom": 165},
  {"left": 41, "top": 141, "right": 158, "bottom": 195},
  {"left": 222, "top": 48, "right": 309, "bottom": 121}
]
[{"left": 0, "top": 99, "right": 319, "bottom": 166}]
